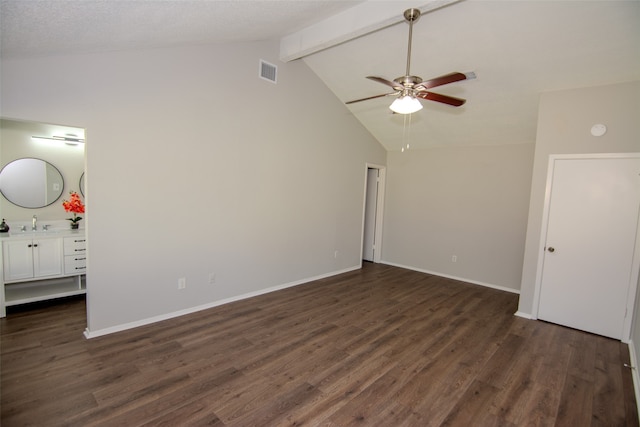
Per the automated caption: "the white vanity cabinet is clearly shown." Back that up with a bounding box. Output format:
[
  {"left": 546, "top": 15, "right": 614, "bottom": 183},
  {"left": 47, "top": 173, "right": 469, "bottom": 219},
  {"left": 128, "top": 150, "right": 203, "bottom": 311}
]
[
  {"left": 63, "top": 236, "right": 87, "bottom": 275},
  {"left": 3, "top": 236, "right": 63, "bottom": 281},
  {"left": 1, "top": 231, "right": 86, "bottom": 317}
]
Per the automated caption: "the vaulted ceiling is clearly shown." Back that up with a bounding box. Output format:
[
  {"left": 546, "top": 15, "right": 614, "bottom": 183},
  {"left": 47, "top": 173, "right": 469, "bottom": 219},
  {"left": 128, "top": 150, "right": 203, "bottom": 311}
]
[{"left": 2, "top": 0, "right": 639, "bottom": 151}]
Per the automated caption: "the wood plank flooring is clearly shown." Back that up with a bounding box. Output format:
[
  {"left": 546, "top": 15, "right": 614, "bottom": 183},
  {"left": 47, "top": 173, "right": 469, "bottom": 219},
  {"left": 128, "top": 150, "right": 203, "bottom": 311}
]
[{"left": 1, "top": 263, "right": 638, "bottom": 426}]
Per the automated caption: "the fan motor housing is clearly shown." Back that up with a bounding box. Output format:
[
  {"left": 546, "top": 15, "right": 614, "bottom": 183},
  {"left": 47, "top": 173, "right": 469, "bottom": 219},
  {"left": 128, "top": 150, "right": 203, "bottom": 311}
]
[{"left": 394, "top": 75, "right": 423, "bottom": 87}]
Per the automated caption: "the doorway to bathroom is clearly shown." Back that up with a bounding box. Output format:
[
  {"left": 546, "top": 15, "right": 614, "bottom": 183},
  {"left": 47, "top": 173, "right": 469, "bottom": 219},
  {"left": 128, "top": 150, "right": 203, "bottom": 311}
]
[{"left": 362, "top": 164, "right": 385, "bottom": 263}]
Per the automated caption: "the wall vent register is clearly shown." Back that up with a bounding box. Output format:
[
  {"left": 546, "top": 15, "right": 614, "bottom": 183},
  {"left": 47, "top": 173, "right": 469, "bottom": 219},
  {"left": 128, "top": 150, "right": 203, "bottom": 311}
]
[{"left": 259, "top": 60, "right": 277, "bottom": 83}]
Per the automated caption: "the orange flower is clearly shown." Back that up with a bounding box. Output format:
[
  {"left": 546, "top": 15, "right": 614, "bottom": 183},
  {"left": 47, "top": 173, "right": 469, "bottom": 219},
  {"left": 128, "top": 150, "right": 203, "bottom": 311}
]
[{"left": 62, "top": 191, "right": 85, "bottom": 223}]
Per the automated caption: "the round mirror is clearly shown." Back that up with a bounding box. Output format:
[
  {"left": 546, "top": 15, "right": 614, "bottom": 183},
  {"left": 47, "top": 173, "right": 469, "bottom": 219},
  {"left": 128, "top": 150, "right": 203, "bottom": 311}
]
[
  {"left": 79, "top": 172, "right": 85, "bottom": 196},
  {"left": 0, "top": 158, "right": 65, "bottom": 208}
]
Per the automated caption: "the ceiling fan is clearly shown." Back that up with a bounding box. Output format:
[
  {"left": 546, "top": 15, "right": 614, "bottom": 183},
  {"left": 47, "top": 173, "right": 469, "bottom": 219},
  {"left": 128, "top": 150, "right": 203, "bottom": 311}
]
[{"left": 346, "top": 8, "right": 475, "bottom": 114}]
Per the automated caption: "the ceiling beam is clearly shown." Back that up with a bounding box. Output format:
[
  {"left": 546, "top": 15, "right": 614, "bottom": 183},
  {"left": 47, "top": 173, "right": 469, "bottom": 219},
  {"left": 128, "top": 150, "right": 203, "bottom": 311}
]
[{"left": 279, "top": 0, "right": 462, "bottom": 62}]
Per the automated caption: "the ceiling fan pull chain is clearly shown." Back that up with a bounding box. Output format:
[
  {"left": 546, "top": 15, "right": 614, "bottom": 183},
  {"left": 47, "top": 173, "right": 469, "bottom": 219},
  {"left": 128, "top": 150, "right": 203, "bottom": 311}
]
[
  {"left": 407, "top": 113, "right": 412, "bottom": 150},
  {"left": 402, "top": 114, "right": 407, "bottom": 152},
  {"left": 401, "top": 112, "right": 412, "bottom": 153}
]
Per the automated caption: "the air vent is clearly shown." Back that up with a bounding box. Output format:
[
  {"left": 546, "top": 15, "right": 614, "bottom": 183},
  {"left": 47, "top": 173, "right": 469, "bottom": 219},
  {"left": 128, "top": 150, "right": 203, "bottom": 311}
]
[{"left": 259, "top": 60, "right": 277, "bottom": 83}]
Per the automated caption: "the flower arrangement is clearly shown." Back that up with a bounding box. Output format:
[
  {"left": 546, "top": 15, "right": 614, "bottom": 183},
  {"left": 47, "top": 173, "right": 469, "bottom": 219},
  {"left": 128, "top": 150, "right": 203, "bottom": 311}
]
[{"left": 62, "top": 191, "right": 85, "bottom": 228}]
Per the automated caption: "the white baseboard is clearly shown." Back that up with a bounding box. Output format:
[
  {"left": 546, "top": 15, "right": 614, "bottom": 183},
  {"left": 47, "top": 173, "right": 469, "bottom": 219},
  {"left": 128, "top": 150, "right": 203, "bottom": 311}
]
[
  {"left": 84, "top": 265, "right": 361, "bottom": 339},
  {"left": 380, "top": 261, "right": 520, "bottom": 295},
  {"left": 514, "top": 311, "right": 535, "bottom": 319},
  {"left": 627, "top": 339, "right": 640, "bottom": 418}
]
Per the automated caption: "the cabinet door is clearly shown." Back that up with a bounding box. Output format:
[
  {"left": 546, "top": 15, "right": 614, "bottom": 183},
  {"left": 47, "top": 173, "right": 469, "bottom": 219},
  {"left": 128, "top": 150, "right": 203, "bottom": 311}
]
[
  {"left": 33, "top": 239, "right": 63, "bottom": 278},
  {"left": 2, "top": 240, "right": 35, "bottom": 281}
]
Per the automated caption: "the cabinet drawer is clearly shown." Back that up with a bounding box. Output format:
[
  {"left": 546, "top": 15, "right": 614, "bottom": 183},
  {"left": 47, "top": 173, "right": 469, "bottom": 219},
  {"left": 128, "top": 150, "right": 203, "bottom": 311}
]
[
  {"left": 64, "top": 237, "right": 86, "bottom": 255},
  {"left": 64, "top": 255, "right": 86, "bottom": 275}
]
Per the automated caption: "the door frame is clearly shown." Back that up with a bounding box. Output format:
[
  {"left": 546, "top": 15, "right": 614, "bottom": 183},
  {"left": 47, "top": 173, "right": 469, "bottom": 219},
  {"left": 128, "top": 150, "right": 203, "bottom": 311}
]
[
  {"left": 360, "top": 163, "right": 386, "bottom": 264},
  {"left": 532, "top": 152, "right": 640, "bottom": 342}
]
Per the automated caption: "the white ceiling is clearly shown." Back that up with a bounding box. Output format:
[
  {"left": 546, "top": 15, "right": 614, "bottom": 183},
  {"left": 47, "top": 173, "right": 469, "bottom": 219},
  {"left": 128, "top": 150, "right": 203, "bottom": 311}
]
[
  {"left": 2, "top": 0, "right": 639, "bottom": 151},
  {"left": 0, "top": 0, "right": 365, "bottom": 56}
]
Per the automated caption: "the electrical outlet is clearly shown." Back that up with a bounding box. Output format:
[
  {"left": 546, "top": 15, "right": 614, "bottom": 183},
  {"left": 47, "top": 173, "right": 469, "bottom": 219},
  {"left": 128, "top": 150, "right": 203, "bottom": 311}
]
[
  {"left": 209, "top": 273, "right": 216, "bottom": 284},
  {"left": 452, "top": 255, "right": 457, "bottom": 263},
  {"left": 178, "top": 277, "right": 186, "bottom": 289}
]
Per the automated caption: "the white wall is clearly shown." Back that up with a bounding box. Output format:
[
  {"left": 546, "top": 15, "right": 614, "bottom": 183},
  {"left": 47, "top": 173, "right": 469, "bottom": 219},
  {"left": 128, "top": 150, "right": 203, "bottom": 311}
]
[
  {"left": 1, "top": 41, "right": 386, "bottom": 334},
  {"left": 382, "top": 143, "right": 534, "bottom": 291},
  {"left": 518, "top": 80, "right": 640, "bottom": 318}
]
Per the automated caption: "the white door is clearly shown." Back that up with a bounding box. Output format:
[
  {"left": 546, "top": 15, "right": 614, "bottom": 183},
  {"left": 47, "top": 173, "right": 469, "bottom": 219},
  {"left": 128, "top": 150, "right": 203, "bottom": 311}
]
[
  {"left": 537, "top": 156, "right": 640, "bottom": 339},
  {"left": 363, "top": 168, "right": 378, "bottom": 262}
]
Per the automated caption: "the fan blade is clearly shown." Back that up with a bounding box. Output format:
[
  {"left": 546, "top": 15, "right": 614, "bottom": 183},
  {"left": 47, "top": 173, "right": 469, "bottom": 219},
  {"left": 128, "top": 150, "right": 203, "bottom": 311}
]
[
  {"left": 416, "top": 91, "right": 466, "bottom": 107},
  {"left": 414, "top": 72, "right": 469, "bottom": 91},
  {"left": 366, "top": 76, "right": 404, "bottom": 91},
  {"left": 346, "top": 92, "right": 398, "bottom": 105}
]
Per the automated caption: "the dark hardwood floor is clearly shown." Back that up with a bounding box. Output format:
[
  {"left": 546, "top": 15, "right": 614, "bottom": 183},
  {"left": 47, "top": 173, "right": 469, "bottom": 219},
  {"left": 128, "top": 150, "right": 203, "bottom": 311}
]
[{"left": 1, "top": 263, "right": 638, "bottom": 426}]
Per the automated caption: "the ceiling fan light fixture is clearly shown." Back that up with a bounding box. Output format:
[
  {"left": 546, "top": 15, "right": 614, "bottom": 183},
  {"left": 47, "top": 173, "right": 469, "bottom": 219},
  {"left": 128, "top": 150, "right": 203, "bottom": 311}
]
[{"left": 389, "top": 95, "right": 423, "bottom": 114}]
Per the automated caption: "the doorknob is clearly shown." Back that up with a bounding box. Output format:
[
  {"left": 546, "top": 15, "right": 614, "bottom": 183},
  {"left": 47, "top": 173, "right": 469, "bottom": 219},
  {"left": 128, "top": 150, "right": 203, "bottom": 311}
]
[{"left": 548, "top": 247, "right": 555, "bottom": 253}]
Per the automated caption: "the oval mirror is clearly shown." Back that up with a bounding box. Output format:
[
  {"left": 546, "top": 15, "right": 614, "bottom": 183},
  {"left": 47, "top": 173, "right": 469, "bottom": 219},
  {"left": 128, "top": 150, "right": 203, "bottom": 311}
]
[{"left": 0, "top": 158, "right": 65, "bottom": 208}]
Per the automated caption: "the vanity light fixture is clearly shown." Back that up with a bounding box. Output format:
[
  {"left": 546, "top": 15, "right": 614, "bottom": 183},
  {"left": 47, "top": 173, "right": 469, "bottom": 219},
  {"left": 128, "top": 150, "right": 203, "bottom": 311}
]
[{"left": 32, "top": 135, "right": 85, "bottom": 145}]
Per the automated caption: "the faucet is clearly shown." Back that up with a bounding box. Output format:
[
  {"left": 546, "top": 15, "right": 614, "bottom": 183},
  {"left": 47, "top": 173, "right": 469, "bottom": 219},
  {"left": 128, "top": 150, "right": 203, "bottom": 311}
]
[{"left": 32, "top": 215, "right": 37, "bottom": 231}]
